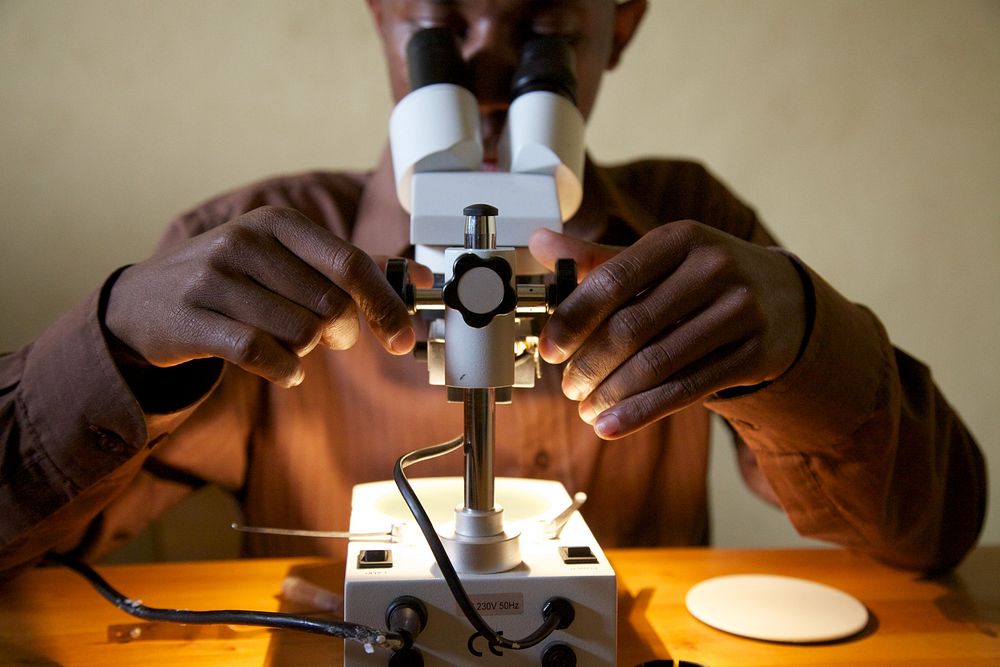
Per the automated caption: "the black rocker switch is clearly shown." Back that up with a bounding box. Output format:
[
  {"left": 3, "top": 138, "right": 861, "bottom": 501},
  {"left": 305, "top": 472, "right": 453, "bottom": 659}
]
[
  {"left": 358, "top": 549, "right": 393, "bottom": 569},
  {"left": 559, "top": 546, "right": 598, "bottom": 565}
]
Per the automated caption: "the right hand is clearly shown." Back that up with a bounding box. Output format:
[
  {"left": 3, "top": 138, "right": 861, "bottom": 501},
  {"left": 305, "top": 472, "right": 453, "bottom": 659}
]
[{"left": 105, "top": 206, "right": 428, "bottom": 387}]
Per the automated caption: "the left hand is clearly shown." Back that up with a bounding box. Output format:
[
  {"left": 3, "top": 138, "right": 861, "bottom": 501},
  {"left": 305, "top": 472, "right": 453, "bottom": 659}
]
[{"left": 529, "top": 221, "right": 806, "bottom": 440}]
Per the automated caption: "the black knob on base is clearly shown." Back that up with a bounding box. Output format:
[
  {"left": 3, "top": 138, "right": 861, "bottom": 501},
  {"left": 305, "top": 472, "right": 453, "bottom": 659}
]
[
  {"left": 541, "top": 642, "right": 577, "bottom": 667},
  {"left": 388, "top": 648, "right": 424, "bottom": 667}
]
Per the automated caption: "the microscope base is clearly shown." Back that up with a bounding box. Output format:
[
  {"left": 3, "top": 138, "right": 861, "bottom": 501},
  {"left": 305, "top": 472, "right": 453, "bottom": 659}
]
[{"left": 344, "top": 478, "right": 617, "bottom": 666}]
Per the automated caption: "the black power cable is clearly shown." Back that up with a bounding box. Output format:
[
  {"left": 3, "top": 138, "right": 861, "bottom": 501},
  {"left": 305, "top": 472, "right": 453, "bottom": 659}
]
[
  {"left": 46, "top": 551, "right": 406, "bottom": 652},
  {"left": 393, "top": 436, "right": 570, "bottom": 652},
  {"left": 48, "top": 436, "right": 571, "bottom": 656}
]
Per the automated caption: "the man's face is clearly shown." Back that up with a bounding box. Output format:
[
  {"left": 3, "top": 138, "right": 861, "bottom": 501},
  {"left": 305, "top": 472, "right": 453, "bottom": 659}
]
[{"left": 368, "top": 0, "right": 642, "bottom": 167}]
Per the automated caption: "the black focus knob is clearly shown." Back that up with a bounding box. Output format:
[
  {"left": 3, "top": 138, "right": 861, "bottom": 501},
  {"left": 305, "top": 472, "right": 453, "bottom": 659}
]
[
  {"left": 442, "top": 253, "right": 516, "bottom": 328},
  {"left": 385, "top": 258, "right": 415, "bottom": 313},
  {"left": 546, "top": 258, "right": 578, "bottom": 310}
]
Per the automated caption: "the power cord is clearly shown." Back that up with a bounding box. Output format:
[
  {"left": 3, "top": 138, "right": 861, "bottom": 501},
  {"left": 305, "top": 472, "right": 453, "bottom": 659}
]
[
  {"left": 45, "top": 551, "right": 407, "bottom": 653},
  {"left": 47, "top": 435, "right": 572, "bottom": 657},
  {"left": 393, "top": 436, "right": 572, "bottom": 652}
]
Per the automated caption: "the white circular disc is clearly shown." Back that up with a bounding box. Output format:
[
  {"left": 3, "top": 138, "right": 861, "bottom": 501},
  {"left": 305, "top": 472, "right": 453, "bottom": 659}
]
[{"left": 685, "top": 574, "right": 868, "bottom": 643}]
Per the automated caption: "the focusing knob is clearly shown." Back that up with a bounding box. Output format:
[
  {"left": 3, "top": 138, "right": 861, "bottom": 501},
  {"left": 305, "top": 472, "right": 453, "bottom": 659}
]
[
  {"left": 385, "top": 258, "right": 415, "bottom": 313},
  {"left": 546, "top": 258, "right": 578, "bottom": 311},
  {"left": 442, "top": 254, "right": 516, "bottom": 328}
]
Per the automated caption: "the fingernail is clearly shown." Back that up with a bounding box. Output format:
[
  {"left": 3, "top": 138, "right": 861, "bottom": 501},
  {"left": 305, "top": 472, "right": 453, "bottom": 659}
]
[
  {"left": 286, "top": 368, "right": 305, "bottom": 388},
  {"left": 388, "top": 327, "right": 415, "bottom": 355},
  {"left": 297, "top": 330, "right": 322, "bottom": 357},
  {"left": 539, "top": 337, "right": 568, "bottom": 364},
  {"left": 563, "top": 376, "right": 587, "bottom": 401},
  {"left": 579, "top": 402, "right": 597, "bottom": 425},
  {"left": 595, "top": 413, "right": 620, "bottom": 439}
]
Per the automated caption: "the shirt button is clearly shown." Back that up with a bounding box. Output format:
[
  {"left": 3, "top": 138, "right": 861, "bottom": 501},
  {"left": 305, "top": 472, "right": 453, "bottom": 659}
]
[
  {"left": 89, "top": 425, "right": 128, "bottom": 455},
  {"left": 534, "top": 450, "right": 550, "bottom": 469}
]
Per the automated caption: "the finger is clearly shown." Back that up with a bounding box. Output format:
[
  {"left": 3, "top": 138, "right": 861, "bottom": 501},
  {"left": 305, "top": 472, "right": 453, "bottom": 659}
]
[
  {"left": 558, "top": 256, "right": 724, "bottom": 401},
  {"left": 576, "top": 289, "right": 751, "bottom": 423},
  {"left": 252, "top": 208, "right": 416, "bottom": 355},
  {"left": 189, "top": 272, "right": 326, "bottom": 356},
  {"left": 175, "top": 309, "right": 305, "bottom": 388},
  {"left": 590, "top": 338, "right": 761, "bottom": 440},
  {"left": 408, "top": 260, "right": 435, "bottom": 289},
  {"left": 206, "top": 224, "right": 365, "bottom": 351},
  {"left": 214, "top": 228, "right": 353, "bottom": 322},
  {"left": 371, "top": 255, "right": 435, "bottom": 289},
  {"left": 528, "top": 228, "right": 623, "bottom": 278},
  {"left": 319, "top": 301, "right": 361, "bottom": 350},
  {"left": 539, "top": 225, "right": 689, "bottom": 364}
]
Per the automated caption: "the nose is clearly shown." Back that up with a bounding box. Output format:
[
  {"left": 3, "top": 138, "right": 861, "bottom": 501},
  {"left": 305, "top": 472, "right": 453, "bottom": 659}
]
[{"left": 461, "top": 17, "right": 519, "bottom": 113}]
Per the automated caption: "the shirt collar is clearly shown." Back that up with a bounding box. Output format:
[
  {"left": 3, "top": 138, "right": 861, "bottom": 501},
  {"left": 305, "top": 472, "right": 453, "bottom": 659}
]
[{"left": 352, "top": 146, "right": 412, "bottom": 258}]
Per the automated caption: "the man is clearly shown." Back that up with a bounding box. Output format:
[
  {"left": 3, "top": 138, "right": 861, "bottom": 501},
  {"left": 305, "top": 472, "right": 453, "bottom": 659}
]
[{"left": 0, "top": 0, "right": 985, "bottom": 576}]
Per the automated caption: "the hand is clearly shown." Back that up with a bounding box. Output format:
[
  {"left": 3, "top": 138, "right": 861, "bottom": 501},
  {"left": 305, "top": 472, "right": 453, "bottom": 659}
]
[
  {"left": 529, "top": 221, "right": 806, "bottom": 439},
  {"left": 105, "top": 206, "right": 431, "bottom": 387}
]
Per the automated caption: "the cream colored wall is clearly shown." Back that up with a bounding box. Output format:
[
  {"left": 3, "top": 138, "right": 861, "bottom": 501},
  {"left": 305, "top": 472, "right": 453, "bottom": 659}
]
[{"left": 1, "top": 1, "right": 996, "bottom": 559}]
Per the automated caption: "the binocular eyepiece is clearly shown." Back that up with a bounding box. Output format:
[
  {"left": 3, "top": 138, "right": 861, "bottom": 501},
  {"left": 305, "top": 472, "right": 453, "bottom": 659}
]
[{"left": 406, "top": 27, "right": 577, "bottom": 104}]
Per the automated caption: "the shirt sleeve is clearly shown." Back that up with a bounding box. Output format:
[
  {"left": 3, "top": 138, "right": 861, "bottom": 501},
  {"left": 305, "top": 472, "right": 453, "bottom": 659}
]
[
  {"left": 0, "top": 271, "right": 220, "bottom": 577},
  {"left": 705, "top": 257, "right": 987, "bottom": 572},
  {"left": 0, "top": 171, "right": 370, "bottom": 577}
]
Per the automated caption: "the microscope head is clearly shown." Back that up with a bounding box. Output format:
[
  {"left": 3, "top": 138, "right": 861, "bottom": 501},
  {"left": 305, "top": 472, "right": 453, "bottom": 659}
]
[{"left": 389, "top": 27, "right": 585, "bottom": 277}]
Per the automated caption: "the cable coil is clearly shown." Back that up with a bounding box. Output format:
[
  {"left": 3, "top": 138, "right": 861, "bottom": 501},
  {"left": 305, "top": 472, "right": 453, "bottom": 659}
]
[{"left": 393, "top": 436, "right": 569, "bottom": 651}]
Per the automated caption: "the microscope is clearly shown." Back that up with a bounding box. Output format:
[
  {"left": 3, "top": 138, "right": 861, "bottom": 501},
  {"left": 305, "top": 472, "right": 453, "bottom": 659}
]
[
  {"left": 343, "top": 29, "right": 617, "bottom": 665},
  {"left": 45, "top": 26, "right": 613, "bottom": 666}
]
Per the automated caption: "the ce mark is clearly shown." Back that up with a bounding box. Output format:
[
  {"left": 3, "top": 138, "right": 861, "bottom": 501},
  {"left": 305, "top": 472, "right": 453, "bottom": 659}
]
[{"left": 467, "top": 630, "right": 504, "bottom": 657}]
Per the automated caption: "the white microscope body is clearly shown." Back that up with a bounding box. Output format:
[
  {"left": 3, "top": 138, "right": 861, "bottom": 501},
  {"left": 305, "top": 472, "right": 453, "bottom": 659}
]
[{"left": 344, "top": 28, "right": 617, "bottom": 666}]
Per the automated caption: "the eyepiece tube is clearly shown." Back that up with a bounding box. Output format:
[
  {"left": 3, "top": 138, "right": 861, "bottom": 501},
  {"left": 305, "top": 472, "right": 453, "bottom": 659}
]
[
  {"left": 510, "top": 35, "right": 577, "bottom": 104},
  {"left": 406, "top": 27, "right": 469, "bottom": 91}
]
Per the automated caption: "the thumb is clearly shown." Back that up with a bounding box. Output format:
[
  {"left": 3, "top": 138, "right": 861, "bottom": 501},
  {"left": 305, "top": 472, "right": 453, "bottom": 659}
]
[{"left": 528, "top": 228, "right": 624, "bottom": 279}]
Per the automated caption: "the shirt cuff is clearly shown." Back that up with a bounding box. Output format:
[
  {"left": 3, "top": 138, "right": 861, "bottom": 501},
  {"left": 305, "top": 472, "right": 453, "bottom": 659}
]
[
  {"left": 19, "top": 271, "right": 220, "bottom": 492},
  {"left": 705, "top": 258, "right": 891, "bottom": 454}
]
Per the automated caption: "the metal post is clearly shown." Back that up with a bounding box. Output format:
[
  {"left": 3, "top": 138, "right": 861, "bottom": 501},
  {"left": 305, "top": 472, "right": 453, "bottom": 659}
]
[
  {"left": 462, "top": 204, "right": 498, "bottom": 513},
  {"left": 463, "top": 387, "right": 495, "bottom": 511}
]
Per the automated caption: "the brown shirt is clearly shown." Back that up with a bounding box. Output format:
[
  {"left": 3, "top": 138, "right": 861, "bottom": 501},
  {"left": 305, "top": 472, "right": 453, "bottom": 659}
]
[{"left": 0, "top": 152, "right": 986, "bottom": 575}]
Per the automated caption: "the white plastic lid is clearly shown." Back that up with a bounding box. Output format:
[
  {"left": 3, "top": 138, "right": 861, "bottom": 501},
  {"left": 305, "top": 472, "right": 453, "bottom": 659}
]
[{"left": 685, "top": 574, "right": 869, "bottom": 643}]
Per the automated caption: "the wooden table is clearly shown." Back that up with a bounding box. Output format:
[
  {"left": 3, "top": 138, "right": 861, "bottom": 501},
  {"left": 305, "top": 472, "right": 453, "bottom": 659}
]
[{"left": 1, "top": 547, "right": 997, "bottom": 665}]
